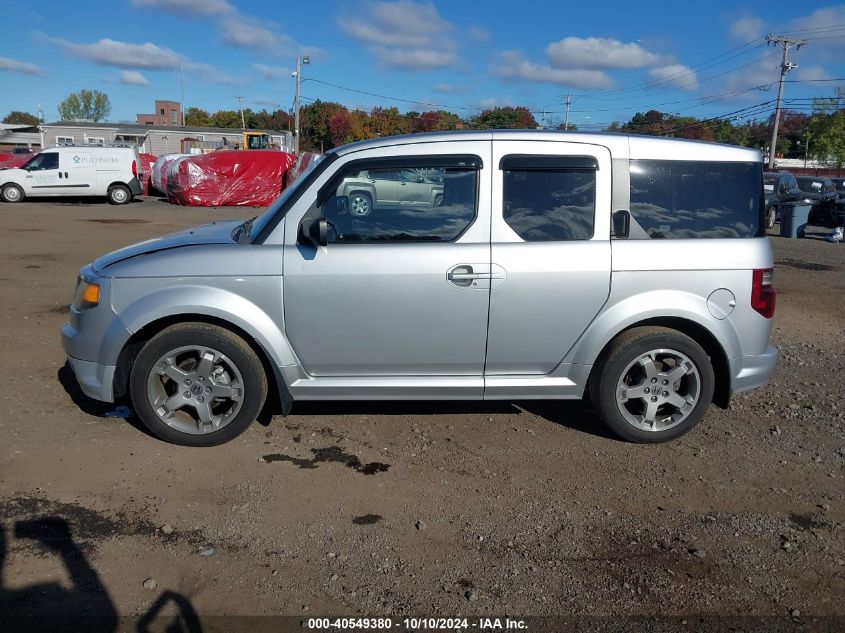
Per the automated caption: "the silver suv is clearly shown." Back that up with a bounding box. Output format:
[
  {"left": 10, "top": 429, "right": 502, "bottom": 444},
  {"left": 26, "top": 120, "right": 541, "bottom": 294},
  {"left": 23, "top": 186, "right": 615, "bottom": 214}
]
[{"left": 61, "top": 131, "right": 778, "bottom": 446}]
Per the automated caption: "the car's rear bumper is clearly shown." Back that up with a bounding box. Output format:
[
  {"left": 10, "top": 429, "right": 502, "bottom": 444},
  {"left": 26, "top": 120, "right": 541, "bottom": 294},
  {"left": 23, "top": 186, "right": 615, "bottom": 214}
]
[
  {"left": 64, "top": 354, "right": 116, "bottom": 403},
  {"left": 731, "top": 345, "right": 778, "bottom": 394}
]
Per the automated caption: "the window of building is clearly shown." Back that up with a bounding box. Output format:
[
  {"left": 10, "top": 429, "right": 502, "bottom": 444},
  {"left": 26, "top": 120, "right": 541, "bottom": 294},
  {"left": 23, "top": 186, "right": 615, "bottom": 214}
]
[
  {"left": 56, "top": 136, "right": 74, "bottom": 146},
  {"left": 501, "top": 155, "right": 596, "bottom": 241},
  {"left": 317, "top": 157, "right": 480, "bottom": 243},
  {"left": 629, "top": 160, "right": 763, "bottom": 239},
  {"left": 160, "top": 108, "right": 165, "bottom": 116},
  {"left": 171, "top": 110, "right": 178, "bottom": 124},
  {"left": 86, "top": 137, "right": 105, "bottom": 147}
]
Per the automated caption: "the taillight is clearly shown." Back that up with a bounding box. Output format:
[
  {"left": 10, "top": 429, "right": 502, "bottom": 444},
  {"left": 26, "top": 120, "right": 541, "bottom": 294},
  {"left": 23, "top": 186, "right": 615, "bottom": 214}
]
[
  {"left": 751, "top": 268, "right": 776, "bottom": 318},
  {"left": 131, "top": 160, "right": 137, "bottom": 177}
]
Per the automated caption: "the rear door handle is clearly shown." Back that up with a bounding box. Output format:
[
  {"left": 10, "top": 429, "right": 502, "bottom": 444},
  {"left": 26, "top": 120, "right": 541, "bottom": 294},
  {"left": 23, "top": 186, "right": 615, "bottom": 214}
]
[
  {"left": 448, "top": 271, "right": 487, "bottom": 281},
  {"left": 447, "top": 264, "right": 492, "bottom": 288}
]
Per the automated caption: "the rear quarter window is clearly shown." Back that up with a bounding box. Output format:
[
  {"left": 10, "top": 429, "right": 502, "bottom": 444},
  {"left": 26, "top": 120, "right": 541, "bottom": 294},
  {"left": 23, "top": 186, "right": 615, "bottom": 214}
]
[{"left": 629, "top": 160, "right": 764, "bottom": 239}]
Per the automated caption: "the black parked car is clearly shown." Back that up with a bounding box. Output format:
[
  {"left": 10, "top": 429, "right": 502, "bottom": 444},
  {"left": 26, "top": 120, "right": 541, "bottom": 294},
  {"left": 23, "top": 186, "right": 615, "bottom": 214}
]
[
  {"left": 763, "top": 172, "right": 801, "bottom": 229},
  {"left": 795, "top": 176, "right": 838, "bottom": 225}
]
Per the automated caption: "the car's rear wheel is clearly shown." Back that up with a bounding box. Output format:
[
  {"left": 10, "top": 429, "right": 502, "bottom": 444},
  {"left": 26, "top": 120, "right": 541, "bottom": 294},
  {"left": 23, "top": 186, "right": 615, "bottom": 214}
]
[
  {"left": 107, "top": 184, "right": 131, "bottom": 205},
  {"left": 348, "top": 191, "right": 372, "bottom": 217},
  {"left": 766, "top": 205, "right": 777, "bottom": 229},
  {"left": 2, "top": 183, "right": 24, "bottom": 203},
  {"left": 129, "top": 323, "right": 267, "bottom": 446},
  {"left": 589, "top": 327, "right": 715, "bottom": 443},
  {"left": 433, "top": 193, "right": 444, "bottom": 207}
]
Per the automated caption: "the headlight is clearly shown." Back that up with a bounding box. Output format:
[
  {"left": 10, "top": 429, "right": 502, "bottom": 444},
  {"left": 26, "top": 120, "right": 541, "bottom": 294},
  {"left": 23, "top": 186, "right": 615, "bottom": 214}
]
[{"left": 72, "top": 276, "right": 101, "bottom": 311}]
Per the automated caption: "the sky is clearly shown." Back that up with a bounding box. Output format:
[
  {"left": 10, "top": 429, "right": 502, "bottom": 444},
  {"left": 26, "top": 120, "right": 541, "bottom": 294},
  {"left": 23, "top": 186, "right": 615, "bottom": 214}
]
[{"left": 0, "top": 0, "right": 842, "bottom": 130}]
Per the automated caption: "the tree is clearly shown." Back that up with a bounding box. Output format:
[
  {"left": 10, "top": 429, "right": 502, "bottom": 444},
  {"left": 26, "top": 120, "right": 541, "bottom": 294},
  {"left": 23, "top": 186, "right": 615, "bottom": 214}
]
[
  {"left": 2, "top": 111, "right": 40, "bottom": 126},
  {"left": 58, "top": 89, "right": 111, "bottom": 122},
  {"left": 470, "top": 106, "right": 537, "bottom": 129},
  {"left": 809, "top": 110, "right": 845, "bottom": 168},
  {"left": 210, "top": 110, "right": 242, "bottom": 128},
  {"left": 184, "top": 107, "right": 211, "bottom": 127}
]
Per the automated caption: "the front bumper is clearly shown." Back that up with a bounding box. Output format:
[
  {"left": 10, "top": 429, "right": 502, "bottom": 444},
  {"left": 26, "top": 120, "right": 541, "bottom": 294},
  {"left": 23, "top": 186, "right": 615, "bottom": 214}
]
[
  {"left": 64, "top": 353, "right": 116, "bottom": 402},
  {"left": 731, "top": 345, "right": 778, "bottom": 394}
]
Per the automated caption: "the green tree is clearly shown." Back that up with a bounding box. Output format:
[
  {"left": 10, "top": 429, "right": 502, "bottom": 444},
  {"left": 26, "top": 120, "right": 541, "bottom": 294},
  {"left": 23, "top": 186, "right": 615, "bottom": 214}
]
[
  {"left": 58, "top": 89, "right": 111, "bottom": 122},
  {"left": 809, "top": 110, "right": 845, "bottom": 168},
  {"left": 2, "top": 111, "right": 40, "bottom": 126},
  {"left": 210, "top": 110, "right": 242, "bottom": 128},
  {"left": 470, "top": 106, "right": 537, "bottom": 129},
  {"left": 184, "top": 107, "right": 212, "bottom": 127}
]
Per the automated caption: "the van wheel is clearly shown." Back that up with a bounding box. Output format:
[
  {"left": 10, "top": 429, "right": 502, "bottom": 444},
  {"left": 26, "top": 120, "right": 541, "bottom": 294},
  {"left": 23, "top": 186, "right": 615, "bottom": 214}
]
[
  {"left": 129, "top": 323, "right": 268, "bottom": 447},
  {"left": 107, "top": 184, "right": 131, "bottom": 205},
  {"left": 766, "top": 206, "right": 777, "bottom": 229},
  {"left": 2, "top": 184, "right": 24, "bottom": 203},
  {"left": 589, "top": 327, "right": 715, "bottom": 443}
]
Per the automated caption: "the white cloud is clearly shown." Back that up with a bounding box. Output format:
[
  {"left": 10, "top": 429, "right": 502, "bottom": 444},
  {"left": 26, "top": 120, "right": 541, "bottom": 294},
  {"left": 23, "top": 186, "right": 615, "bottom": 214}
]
[
  {"left": 790, "top": 6, "right": 845, "bottom": 37},
  {"left": 220, "top": 19, "right": 292, "bottom": 53},
  {"left": 0, "top": 55, "right": 47, "bottom": 77},
  {"left": 432, "top": 82, "right": 467, "bottom": 94},
  {"left": 119, "top": 70, "right": 150, "bottom": 86},
  {"left": 253, "top": 63, "right": 290, "bottom": 80},
  {"left": 729, "top": 16, "right": 766, "bottom": 42},
  {"left": 131, "top": 0, "right": 234, "bottom": 16},
  {"left": 648, "top": 64, "right": 699, "bottom": 91},
  {"left": 467, "top": 25, "right": 491, "bottom": 41},
  {"left": 46, "top": 36, "right": 181, "bottom": 70},
  {"left": 44, "top": 35, "right": 244, "bottom": 85},
  {"left": 338, "top": 1, "right": 458, "bottom": 70},
  {"left": 546, "top": 37, "right": 661, "bottom": 70},
  {"left": 493, "top": 51, "right": 612, "bottom": 89},
  {"left": 795, "top": 65, "right": 831, "bottom": 82}
]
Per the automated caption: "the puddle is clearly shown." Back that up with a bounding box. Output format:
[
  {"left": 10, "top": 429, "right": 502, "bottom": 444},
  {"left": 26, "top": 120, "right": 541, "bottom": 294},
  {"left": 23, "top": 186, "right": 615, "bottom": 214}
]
[
  {"left": 24, "top": 265, "right": 40, "bottom": 269},
  {"left": 83, "top": 219, "right": 150, "bottom": 225},
  {"left": 103, "top": 405, "right": 134, "bottom": 419},
  {"left": 262, "top": 446, "right": 390, "bottom": 475},
  {"left": 352, "top": 514, "right": 383, "bottom": 525},
  {"left": 776, "top": 259, "right": 834, "bottom": 272},
  {"left": 48, "top": 304, "right": 71, "bottom": 314}
]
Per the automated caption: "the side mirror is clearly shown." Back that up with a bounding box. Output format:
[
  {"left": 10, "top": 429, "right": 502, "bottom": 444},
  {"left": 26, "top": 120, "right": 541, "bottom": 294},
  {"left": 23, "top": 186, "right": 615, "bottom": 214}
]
[
  {"left": 611, "top": 210, "right": 630, "bottom": 238},
  {"left": 298, "top": 217, "right": 328, "bottom": 247}
]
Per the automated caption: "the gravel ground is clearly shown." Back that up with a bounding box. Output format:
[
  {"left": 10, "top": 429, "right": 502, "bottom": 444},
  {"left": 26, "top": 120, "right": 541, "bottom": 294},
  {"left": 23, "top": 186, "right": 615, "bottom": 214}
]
[{"left": 0, "top": 197, "right": 843, "bottom": 631}]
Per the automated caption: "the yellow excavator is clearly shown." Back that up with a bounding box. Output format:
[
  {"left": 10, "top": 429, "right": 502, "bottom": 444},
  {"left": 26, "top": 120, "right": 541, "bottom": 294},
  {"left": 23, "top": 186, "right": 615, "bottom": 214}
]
[{"left": 242, "top": 131, "right": 270, "bottom": 150}]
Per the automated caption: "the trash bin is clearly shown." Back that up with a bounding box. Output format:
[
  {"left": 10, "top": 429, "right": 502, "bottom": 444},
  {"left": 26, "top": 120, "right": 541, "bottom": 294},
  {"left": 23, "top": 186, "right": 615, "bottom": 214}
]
[{"left": 779, "top": 203, "right": 812, "bottom": 239}]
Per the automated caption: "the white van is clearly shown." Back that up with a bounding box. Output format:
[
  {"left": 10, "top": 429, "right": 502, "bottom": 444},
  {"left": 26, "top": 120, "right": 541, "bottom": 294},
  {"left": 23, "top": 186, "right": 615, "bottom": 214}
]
[{"left": 0, "top": 147, "right": 143, "bottom": 205}]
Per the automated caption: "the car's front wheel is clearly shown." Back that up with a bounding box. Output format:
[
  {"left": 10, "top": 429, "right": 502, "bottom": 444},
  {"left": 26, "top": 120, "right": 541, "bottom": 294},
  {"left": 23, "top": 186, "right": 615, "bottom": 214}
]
[
  {"left": 2, "top": 183, "right": 25, "bottom": 203},
  {"left": 129, "top": 323, "right": 268, "bottom": 446},
  {"left": 589, "top": 327, "right": 715, "bottom": 443},
  {"left": 348, "top": 191, "right": 372, "bottom": 217}
]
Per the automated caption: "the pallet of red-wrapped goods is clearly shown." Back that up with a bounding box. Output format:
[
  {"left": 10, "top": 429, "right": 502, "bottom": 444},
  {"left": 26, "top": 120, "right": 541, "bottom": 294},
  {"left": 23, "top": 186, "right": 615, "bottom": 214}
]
[
  {"left": 151, "top": 153, "right": 191, "bottom": 197},
  {"left": 0, "top": 152, "right": 34, "bottom": 169},
  {"left": 139, "top": 153, "right": 157, "bottom": 195},
  {"left": 167, "top": 150, "right": 296, "bottom": 207}
]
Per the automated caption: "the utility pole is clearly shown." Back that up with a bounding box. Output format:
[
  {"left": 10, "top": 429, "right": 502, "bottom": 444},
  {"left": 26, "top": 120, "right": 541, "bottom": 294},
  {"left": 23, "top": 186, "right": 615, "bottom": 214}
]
[
  {"left": 180, "top": 59, "right": 185, "bottom": 126},
  {"left": 563, "top": 94, "right": 571, "bottom": 131},
  {"left": 766, "top": 34, "right": 807, "bottom": 170},
  {"left": 293, "top": 55, "right": 310, "bottom": 154},
  {"left": 236, "top": 96, "right": 246, "bottom": 129}
]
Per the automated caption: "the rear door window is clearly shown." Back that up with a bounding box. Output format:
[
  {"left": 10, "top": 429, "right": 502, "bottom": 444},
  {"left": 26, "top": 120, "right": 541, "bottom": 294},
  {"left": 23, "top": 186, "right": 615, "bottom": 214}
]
[{"left": 629, "top": 160, "right": 763, "bottom": 239}]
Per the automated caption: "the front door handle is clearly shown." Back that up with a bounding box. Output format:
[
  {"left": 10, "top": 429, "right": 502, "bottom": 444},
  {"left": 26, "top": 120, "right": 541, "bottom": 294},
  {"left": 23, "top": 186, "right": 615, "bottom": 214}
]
[
  {"left": 447, "top": 264, "right": 492, "bottom": 288},
  {"left": 448, "top": 272, "right": 486, "bottom": 281}
]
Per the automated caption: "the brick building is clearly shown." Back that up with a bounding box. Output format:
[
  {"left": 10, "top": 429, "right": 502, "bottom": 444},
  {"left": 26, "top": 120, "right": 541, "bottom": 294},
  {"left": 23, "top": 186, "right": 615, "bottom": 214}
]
[{"left": 136, "top": 100, "right": 182, "bottom": 126}]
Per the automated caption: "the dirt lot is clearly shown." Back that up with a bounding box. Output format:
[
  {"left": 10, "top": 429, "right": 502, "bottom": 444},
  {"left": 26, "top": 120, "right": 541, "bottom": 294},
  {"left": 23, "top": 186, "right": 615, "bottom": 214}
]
[{"left": 0, "top": 197, "right": 843, "bottom": 631}]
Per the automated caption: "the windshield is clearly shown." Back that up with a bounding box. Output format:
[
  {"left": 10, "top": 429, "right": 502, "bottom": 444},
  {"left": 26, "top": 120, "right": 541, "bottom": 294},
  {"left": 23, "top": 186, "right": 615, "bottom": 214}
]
[{"left": 247, "top": 153, "right": 330, "bottom": 241}]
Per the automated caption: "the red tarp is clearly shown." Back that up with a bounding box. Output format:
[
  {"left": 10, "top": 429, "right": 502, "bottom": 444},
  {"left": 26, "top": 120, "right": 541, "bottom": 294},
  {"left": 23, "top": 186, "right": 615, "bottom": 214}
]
[
  {"left": 139, "top": 153, "right": 157, "bottom": 196},
  {"left": 167, "top": 150, "right": 297, "bottom": 207},
  {"left": 152, "top": 154, "right": 191, "bottom": 197},
  {"left": 0, "top": 152, "right": 33, "bottom": 170}
]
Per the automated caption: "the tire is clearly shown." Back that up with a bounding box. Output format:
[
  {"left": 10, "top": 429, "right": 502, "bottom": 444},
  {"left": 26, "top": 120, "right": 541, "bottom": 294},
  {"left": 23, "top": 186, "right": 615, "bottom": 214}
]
[
  {"left": 107, "top": 184, "right": 131, "bottom": 205},
  {"left": 766, "top": 205, "right": 777, "bottom": 229},
  {"left": 348, "top": 191, "right": 372, "bottom": 217},
  {"left": 589, "top": 327, "right": 715, "bottom": 443},
  {"left": 129, "top": 323, "right": 268, "bottom": 447},
  {"left": 433, "top": 193, "right": 444, "bottom": 207},
  {"left": 2, "top": 183, "right": 24, "bottom": 203}
]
